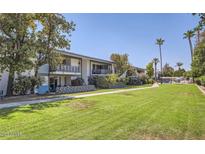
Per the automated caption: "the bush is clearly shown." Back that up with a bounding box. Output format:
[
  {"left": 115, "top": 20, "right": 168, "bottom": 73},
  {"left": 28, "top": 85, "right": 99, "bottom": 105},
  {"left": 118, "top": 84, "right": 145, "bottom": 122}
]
[
  {"left": 88, "top": 76, "right": 98, "bottom": 86},
  {"left": 201, "top": 76, "right": 205, "bottom": 86},
  {"left": 71, "top": 78, "right": 85, "bottom": 86},
  {"left": 88, "top": 74, "right": 118, "bottom": 88},
  {"left": 196, "top": 76, "right": 205, "bottom": 86},
  {"left": 30, "top": 76, "right": 42, "bottom": 93},
  {"left": 138, "top": 74, "right": 149, "bottom": 84},
  {"left": 13, "top": 76, "right": 32, "bottom": 95},
  {"left": 127, "top": 76, "right": 142, "bottom": 85},
  {"left": 117, "top": 77, "right": 129, "bottom": 85},
  {"left": 13, "top": 76, "right": 42, "bottom": 95},
  {"left": 195, "top": 79, "right": 201, "bottom": 85},
  {"left": 148, "top": 79, "right": 154, "bottom": 84}
]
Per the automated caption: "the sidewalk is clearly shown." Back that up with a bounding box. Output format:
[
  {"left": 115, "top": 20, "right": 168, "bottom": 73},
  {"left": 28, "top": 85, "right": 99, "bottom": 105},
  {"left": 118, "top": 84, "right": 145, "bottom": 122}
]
[
  {"left": 196, "top": 84, "right": 205, "bottom": 95},
  {"left": 0, "top": 84, "right": 159, "bottom": 109}
]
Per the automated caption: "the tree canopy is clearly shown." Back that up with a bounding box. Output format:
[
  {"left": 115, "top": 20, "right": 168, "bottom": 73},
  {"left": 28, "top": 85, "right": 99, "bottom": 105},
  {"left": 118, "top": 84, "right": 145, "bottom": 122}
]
[
  {"left": 0, "top": 13, "right": 75, "bottom": 96},
  {"left": 110, "top": 53, "right": 130, "bottom": 76},
  {"left": 146, "top": 61, "right": 154, "bottom": 79},
  {"left": 33, "top": 13, "right": 75, "bottom": 76},
  {"left": 0, "top": 14, "right": 37, "bottom": 95},
  {"left": 163, "top": 63, "right": 174, "bottom": 77},
  {"left": 192, "top": 41, "right": 205, "bottom": 77}
]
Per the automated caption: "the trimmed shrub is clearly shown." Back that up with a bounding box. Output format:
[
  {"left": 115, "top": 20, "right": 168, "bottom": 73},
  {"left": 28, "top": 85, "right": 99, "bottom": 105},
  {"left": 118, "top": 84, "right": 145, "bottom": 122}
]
[
  {"left": 30, "top": 76, "right": 42, "bottom": 93},
  {"left": 13, "top": 76, "right": 42, "bottom": 95},
  {"left": 148, "top": 79, "right": 154, "bottom": 84},
  {"left": 201, "top": 76, "right": 205, "bottom": 86},
  {"left": 88, "top": 76, "right": 98, "bottom": 86},
  {"left": 13, "top": 76, "right": 32, "bottom": 95},
  {"left": 195, "top": 79, "right": 201, "bottom": 85},
  {"left": 117, "top": 77, "right": 129, "bottom": 84},
  {"left": 88, "top": 74, "right": 118, "bottom": 88},
  {"left": 71, "top": 78, "right": 85, "bottom": 86},
  {"left": 127, "top": 76, "right": 142, "bottom": 85},
  {"left": 197, "top": 76, "right": 205, "bottom": 86},
  {"left": 138, "top": 74, "right": 149, "bottom": 84}
]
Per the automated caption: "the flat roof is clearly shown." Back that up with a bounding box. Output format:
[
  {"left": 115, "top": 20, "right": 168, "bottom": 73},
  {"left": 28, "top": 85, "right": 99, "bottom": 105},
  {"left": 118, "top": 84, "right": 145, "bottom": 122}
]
[{"left": 56, "top": 49, "right": 114, "bottom": 64}]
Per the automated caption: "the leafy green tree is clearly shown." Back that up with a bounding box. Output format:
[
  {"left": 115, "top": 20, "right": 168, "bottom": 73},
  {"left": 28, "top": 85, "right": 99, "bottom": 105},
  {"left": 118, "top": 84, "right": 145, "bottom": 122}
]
[
  {"left": 192, "top": 41, "right": 205, "bottom": 77},
  {"left": 156, "top": 38, "right": 165, "bottom": 75},
  {"left": 183, "top": 70, "right": 193, "bottom": 80},
  {"left": 146, "top": 61, "right": 154, "bottom": 79},
  {"left": 163, "top": 63, "right": 174, "bottom": 77},
  {"left": 110, "top": 53, "right": 130, "bottom": 76},
  {"left": 174, "top": 69, "right": 186, "bottom": 77},
  {"left": 176, "top": 62, "right": 183, "bottom": 70},
  {"left": 0, "top": 14, "right": 36, "bottom": 96},
  {"left": 183, "top": 30, "right": 195, "bottom": 62},
  {"left": 174, "top": 62, "right": 185, "bottom": 77},
  {"left": 126, "top": 65, "right": 137, "bottom": 77},
  {"left": 193, "top": 13, "right": 205, "bottom": 27},
  {"left": 152, "top": 58, "right": 159, "bottom": 81},
  {"left": 194, "top": 25, "right": 203, "bottom": 44},
  {"left": 33, "top": 13, "right": 75, "bottom": 77}
]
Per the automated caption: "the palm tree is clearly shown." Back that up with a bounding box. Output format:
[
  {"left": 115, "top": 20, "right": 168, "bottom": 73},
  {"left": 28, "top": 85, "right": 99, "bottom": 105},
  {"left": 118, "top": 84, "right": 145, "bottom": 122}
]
[
  {"left": 156, "top": 38, "right": 165, "bottom": 76},
  {"left": 176, "top": 62, "right": 183, "bottom": 70},
  {"left": 194, "top": 25, "right": 202, "bottom": 43},
  {"left": 183, "top": 30, "right": 195, "bottom": 62},
  {"left": 153, "top": 58, "right": 159, "bottom": 81}
]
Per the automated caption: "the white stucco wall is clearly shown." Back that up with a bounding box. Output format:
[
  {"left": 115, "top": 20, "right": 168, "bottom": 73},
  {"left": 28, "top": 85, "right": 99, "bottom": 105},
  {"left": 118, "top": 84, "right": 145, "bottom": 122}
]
[
  {"left": 0, "top": 71, "right": 9, "bottom": 96},
  {"left": 81, "top": 59, "right": 90, "bottom": 84},
  {"left": 38, "top": 64, "right": 49, "bottom": 75},
  {"left": 71, "top": 58, "right": 80, "bottom": 67},
  {"left": 0, "top": 69, "right": 35, "bottom": 96}
]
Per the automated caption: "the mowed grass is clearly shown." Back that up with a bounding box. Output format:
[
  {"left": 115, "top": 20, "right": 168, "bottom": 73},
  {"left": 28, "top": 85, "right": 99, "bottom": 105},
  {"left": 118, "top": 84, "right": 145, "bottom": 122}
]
[
  {"left": 0, "top": 84, "right": 205, "bottom": 139},
  {"left": 66, "top": 84, "right": 151, "bottom": 96}
]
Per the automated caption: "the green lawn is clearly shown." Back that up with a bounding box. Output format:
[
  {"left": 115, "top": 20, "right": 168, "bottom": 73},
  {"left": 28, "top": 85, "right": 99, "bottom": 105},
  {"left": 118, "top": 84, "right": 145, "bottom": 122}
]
[
  {"left": 67, "top": 84, "right": 151, "bottom": 96},
  {"left": 0, "top": 84, "right": 205, "bottom": 139}
]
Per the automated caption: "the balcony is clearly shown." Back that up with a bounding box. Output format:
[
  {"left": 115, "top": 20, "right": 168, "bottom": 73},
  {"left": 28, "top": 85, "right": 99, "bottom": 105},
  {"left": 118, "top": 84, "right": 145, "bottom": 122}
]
[
  {"left": 92, "top": 69, "right": 112, "bottom": 75},
  {"left": 50, "top": 65, "right": 81, "bottom": 75}
]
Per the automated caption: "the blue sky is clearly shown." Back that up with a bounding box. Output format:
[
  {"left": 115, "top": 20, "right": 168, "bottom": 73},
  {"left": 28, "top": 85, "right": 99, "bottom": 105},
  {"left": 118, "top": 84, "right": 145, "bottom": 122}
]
[{"left": 64, "top": 13, "right": 200, "bottom": 70}]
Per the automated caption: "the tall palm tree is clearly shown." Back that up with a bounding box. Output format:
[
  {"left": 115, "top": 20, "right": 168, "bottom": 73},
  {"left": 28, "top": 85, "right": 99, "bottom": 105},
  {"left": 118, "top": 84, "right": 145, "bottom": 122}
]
[
  {"left": 176, "top": 62, "right": 183, "bottom": 70},
  {"left": 156, "top": 38, "right": 165, "bottom": 76},
  {"left": 194, "top": 25, "right": 202, "bottom": 44},
  {"left": 153, "top": 58, "right": 159, "bottom": 81},
  {"left": 183, "top": 30, "right": 195, "bottom": 62}
]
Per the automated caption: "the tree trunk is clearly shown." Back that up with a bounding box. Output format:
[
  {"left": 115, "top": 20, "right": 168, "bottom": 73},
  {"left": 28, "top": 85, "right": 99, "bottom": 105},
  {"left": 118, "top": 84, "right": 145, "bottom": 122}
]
[
  {"left": 154, "top": 63, "right": 157, "bottom": 81},
  {"left": 30, "top": 67, "right": 38, "bottom": 94},
  {"left": 188, "top": 37, "right": 193, "bottom": 62},
  {"left": 48, "top": 63, "right": 50, "bottom": 92},
  {"left": 34, "top": 65, "right": 38, "bottom": 78},
  {"left": 188, "top": 37, "right": 194, "bottom": 82},
  {"left": 197, "top": 30, "right": 200, "bottom": 44},
  {"left": 159, "top": 45, "right": 163, "bottom": 84},
  {"left": 6, "top": 69, "right": 15, "bottom": 96}
]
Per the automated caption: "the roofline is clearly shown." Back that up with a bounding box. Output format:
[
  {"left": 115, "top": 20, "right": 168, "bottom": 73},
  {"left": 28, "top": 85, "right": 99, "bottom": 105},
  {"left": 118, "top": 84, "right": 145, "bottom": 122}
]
[
  {"left": 56, "top": 49, "right": 114, "bottom": 64},
  {"left": 133, "top": 66, "right": 146, "bottom": 71}
]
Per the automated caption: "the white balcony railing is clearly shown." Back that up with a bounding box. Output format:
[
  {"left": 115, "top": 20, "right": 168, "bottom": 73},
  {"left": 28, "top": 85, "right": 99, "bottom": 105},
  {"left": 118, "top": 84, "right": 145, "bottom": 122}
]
[{"left": 51, "top": 65, "right": 80, "bottom": 73}]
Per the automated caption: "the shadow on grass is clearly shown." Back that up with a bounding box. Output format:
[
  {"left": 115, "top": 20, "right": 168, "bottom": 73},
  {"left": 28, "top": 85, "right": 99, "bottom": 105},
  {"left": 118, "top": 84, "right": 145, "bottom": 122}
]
[{"left": 0, "top": 98, "right": 80, "bottom": 119}]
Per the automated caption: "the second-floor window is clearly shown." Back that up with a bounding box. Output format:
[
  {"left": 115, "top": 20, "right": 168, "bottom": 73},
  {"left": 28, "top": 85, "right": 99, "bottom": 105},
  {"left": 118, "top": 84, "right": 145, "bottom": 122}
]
[{"left": 92, "top": 64, "right": 110, "bottom": 74}]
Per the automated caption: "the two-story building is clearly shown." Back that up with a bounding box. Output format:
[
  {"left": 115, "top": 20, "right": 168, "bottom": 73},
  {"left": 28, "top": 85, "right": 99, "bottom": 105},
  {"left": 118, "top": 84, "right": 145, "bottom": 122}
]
[
  {"left": 38, "top": 50, "right": 115, "bottom": 92},
  {"left": 0, "top": 50, "right": 115, "bottom": 95}
]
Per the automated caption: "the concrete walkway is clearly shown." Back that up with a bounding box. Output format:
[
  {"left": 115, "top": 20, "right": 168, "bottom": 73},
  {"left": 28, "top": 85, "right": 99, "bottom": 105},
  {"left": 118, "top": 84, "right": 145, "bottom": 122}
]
[
  {"left": 196, "top": 84, "right": 205, "bottom": 95},
  {"left": 0, "top": 84, "right": 159, "bottom": 109}
]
